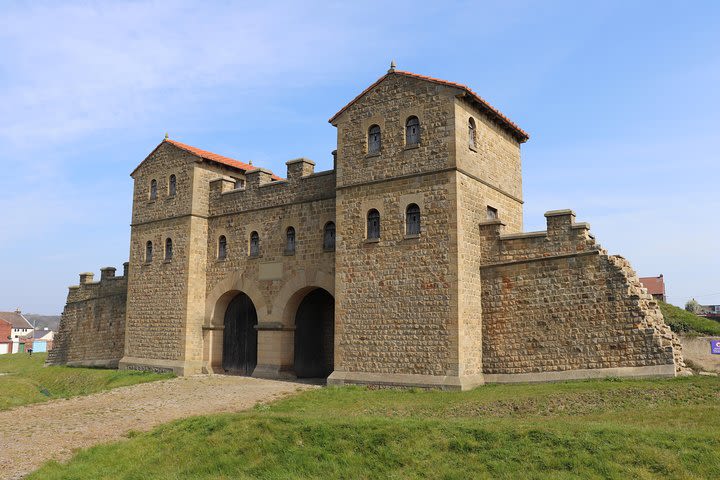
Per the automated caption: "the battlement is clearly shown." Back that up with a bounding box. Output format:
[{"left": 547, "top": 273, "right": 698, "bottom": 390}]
[
  {"left": 478, "top": 209, "right": 601, "bottom": 265},
  {"left": 67, "top": 263, "right": 129, "bottom": 304},
  {"left": 208, "top": 158, "right": 336, "bottom": 217}
]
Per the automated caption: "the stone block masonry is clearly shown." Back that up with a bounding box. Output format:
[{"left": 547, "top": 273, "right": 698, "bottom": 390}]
[
  {"left": 50, "top": 67, "right": 686, "bottom": 390},
  {"left": 47, "top": 265, "right": 128, "bottom": 368},
  {"left": 478, "top": 210, "right": 686, "bottom": 382}
]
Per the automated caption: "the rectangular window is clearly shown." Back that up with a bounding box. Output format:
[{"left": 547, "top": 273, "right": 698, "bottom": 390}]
[{"left": 487, "top": 206, "right": 498, "bottom": 220}]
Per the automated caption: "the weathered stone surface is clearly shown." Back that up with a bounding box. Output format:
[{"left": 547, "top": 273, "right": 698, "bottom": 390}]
[
  {"left": 51, "top": 69, "right": 685, "bottom": 387},
  {"left": 47, "top": 266, "right": 127, "bottom": 367}
]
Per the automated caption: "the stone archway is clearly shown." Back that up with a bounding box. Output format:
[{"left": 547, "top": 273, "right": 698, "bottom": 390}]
[
  {"left": 203, "top": 273, "right": 267, "bottom": 375},
  {"left": 293, "top": 288, "right": 334, "bottom": 378},
  {"left": 222, "top": 292, "right": 258, "bottom": 376}
]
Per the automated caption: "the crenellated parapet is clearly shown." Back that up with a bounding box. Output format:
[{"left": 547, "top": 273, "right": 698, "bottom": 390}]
[
  {"left": 46, "top": 263, "right": 129, "bottom": 368},
  {"left": 208, "top": 158, "right": 336, "bottom": 217},
  {"left": 478, "top": 210, "right": 601, "bottom": 266},
  {"left": 478, "top": 209, "right": 687, "bottom": 381},
  {"left": 66, "top": 264, "right": 129, "bottom": 304}
]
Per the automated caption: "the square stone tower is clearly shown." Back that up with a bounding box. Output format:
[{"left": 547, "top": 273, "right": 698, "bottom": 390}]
[
  {"left": 328, "top": 68, "right": 529, "bottom": 389},
  {"left": 120, "top": 140, "right": 254, "bottom": 375}
]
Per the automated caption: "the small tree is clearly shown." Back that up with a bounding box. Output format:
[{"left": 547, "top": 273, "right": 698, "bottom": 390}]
[{"left": 685, "top": 298, "right": 701, "bottom": 314}]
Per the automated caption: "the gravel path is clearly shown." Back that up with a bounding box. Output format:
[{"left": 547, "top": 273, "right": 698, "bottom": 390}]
[{"left": 0, "top": 375, "right": 316, "bottom": 479}]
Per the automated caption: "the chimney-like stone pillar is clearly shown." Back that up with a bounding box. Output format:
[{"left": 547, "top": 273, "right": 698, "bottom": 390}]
[
  {"left": 286, "top": 158, "right": 315, "bottom": 179},
  {"left": 100, "top": 267, "right": 116, "bottom": 281},
  {"left": 246, "top": 168, "right": 274, "bottom": 187}
]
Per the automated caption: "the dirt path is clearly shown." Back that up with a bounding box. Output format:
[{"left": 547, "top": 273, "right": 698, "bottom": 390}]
[{"left": 0, "top": 375, "right": 316, "bottom": 479}]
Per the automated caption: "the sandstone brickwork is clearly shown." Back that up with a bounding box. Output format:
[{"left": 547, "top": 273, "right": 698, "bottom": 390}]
[
  {"left": 51, "top": 67, "right": 684, "bottom": 389},
  {"left": 478, "top": 210, "right": 685, "bottom": 381},
  {"left": 47, "top": 266, "right": 128, "bottom": 367}
]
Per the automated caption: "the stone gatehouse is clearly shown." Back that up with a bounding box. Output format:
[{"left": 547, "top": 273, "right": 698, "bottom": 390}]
[{"left": 48, "top": 66, "right": 686, "bottom": 389}]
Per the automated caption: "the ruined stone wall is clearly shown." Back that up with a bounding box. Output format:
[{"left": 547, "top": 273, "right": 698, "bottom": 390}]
[
  {"left": 47, "top": 266, "right": 127, "bottom": 367},
  {"left": 478, "top": 210, "right": 684, "bottom": 381}
]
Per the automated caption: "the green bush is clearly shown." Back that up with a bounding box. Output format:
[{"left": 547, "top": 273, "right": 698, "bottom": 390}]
[{"left": 659, "top": 301, "right": 720, "bottom": 336}]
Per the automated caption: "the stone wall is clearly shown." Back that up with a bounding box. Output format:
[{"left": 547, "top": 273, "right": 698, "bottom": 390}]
[
  {"left": 678, "top": 335, "right": 720, "bottom": 373},
  {"left": 47, "top": 266, "right": 128, "bottom": 368},
  {"left": 478, "top": 210, "right": 685, "bottom": 382},
  {"left": 202, "top": 160, "right": 336, "bottom": 377}
]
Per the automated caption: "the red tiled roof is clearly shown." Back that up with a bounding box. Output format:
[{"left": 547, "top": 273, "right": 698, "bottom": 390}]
[
  {"left": 0, "top": 311, "right": 33, "bottom": 329},
  {"left": 639, "top": 276, "right": 666, "bottom": 296},
  {"left": 165, "top": 139, "right": 255, "bottom": 172},
  {"left": 132, "top": 139, "right": 282, "bottom": 180},
  {"left": 328, "top": 70, "right": 529, "bottom": 143}
]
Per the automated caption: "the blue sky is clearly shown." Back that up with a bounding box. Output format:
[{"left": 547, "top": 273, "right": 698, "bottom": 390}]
[{"left": 0, "top": 1, "right": 718, "bottom": 314}]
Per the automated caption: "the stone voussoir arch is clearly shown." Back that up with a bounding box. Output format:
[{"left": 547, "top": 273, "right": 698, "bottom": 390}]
[
  {"left": 273, "top": 269, "right": 335, "bottom": 328},
  {"left": 205, "top": 270, "right": 268, "bottom": 328}
]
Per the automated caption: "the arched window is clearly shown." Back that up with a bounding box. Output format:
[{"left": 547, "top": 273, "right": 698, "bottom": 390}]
[
  {"left": 323, "top": 222, "right": 336, "bottom": 251},
  {"left": 367, "top": 209, "right": 380, "bottom": 240},
  {"left": 286, "top": 227, "right": 296, "bottom": 254},
  {"left": 218, "top": 235, "right": 227, "bottom": 260},
  {"left": 145, "top": 241, "right": 153, "bottom": 263},
  {"left": 406, "top": 116, "right": 420, "bottom": 145},
  {"left": 165, "top": 238, "right": 173, "bottom": 261},
  {"left": 368, "top": 125, "right": 381, "bottom": 154},
  {"left": 169, "top": 175, "right": 177, "bottom": 196},
  {"left": 150, "top": 179, "right": 158, "bottom": 200},
  {"left": 468, "top": 117, "right": 476, "bottom": 148},
  {"left": 406, "top": 204, "right": 421, "bottom": 235},
  {"left": 249, "top": 231, "right": 260, "bottom": 257}
]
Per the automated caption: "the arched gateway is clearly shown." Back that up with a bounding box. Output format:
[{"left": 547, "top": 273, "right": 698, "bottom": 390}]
[
  {"left": 293, "top": 288, "right": 334, "bottom": 378},
  {"left": 222, "top": 292, "right": 258, "bottom": 375}
]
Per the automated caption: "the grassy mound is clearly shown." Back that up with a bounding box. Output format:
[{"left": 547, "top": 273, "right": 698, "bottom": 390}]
[
  {"left": 28, "top": 376, "right": 720, "bottom": 479},
  {"left": 660, "top": 301, "right": 720, "bottom": 336},
  {"left": 0, "top": 353, "right": 173, "bottom": 411}
]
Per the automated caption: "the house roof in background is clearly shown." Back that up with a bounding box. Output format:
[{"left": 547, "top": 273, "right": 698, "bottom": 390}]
[
  {"left": 639, "top": 275, "right": 666, "bottom": 296},
  {"left": 0, "top": 311, "right": 33, "bottom": 329},
  {"left": 33, "top": 330, "right": 54, "bottom": 339}
]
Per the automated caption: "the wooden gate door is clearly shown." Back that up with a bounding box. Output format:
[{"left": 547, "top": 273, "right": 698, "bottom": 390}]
[
  {"left": 222, "top": 292, "right": 258, "bottom": 375},
  {"left": 294, "top": 289, "right": 334, "bottom": 378}
]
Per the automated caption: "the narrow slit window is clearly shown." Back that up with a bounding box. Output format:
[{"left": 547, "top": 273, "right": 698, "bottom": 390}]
[
  {"left": 218, "top": 235, "right": 227, "bottom": 260},
  {"left": 150, "top": 179, "right": 158, "bottom": 200},
  {"left": 165, "top": 238, "right": 173, "bottom": 261},
  {"left": 323, "top": 222, "right": 336, "bottom": 251},
  {"left": 145, "top": 241, "right": 153, "bottom": 263},
  {"left": 286, "top": 227, "right": 296, "bottom": 254},
  {"left": 367, "top": 209, "right": 380, "bottom": 240},
  {"left": 406, "top": 116, "right": 420, "bottom": 145},
  {"left": 468, "top": 117, "right": 476, "bottom": 149},
  {"left": 368, "top": 125, "right": 381, "bottom": 154},
  {"left": 169, "top": 175, "right": 177, "bottom": 196},
  {"left": 249, "top": 231, "right": 260, "bottom": 257},
  {"left": 406, "top": 204, "right": 421, "bottom": 235}
]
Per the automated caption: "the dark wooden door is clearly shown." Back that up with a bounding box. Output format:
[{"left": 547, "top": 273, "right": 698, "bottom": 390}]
[
  {"left": 294, "top": 289, "right": 334, "bottom": 378},
  {"left": 222, "top": 292, "right": 258, "bottom": 376}
]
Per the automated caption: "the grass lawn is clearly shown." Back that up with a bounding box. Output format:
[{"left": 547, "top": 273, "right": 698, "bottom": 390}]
[
  {"left": 28, "top": 375, "right": 720, "bottom": 479},
  {"left": 0, "top": 352, "right": 173, "bottom": 411},
  {"left": 660, "top": 301, "right": 720, "bottom": 336}
]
